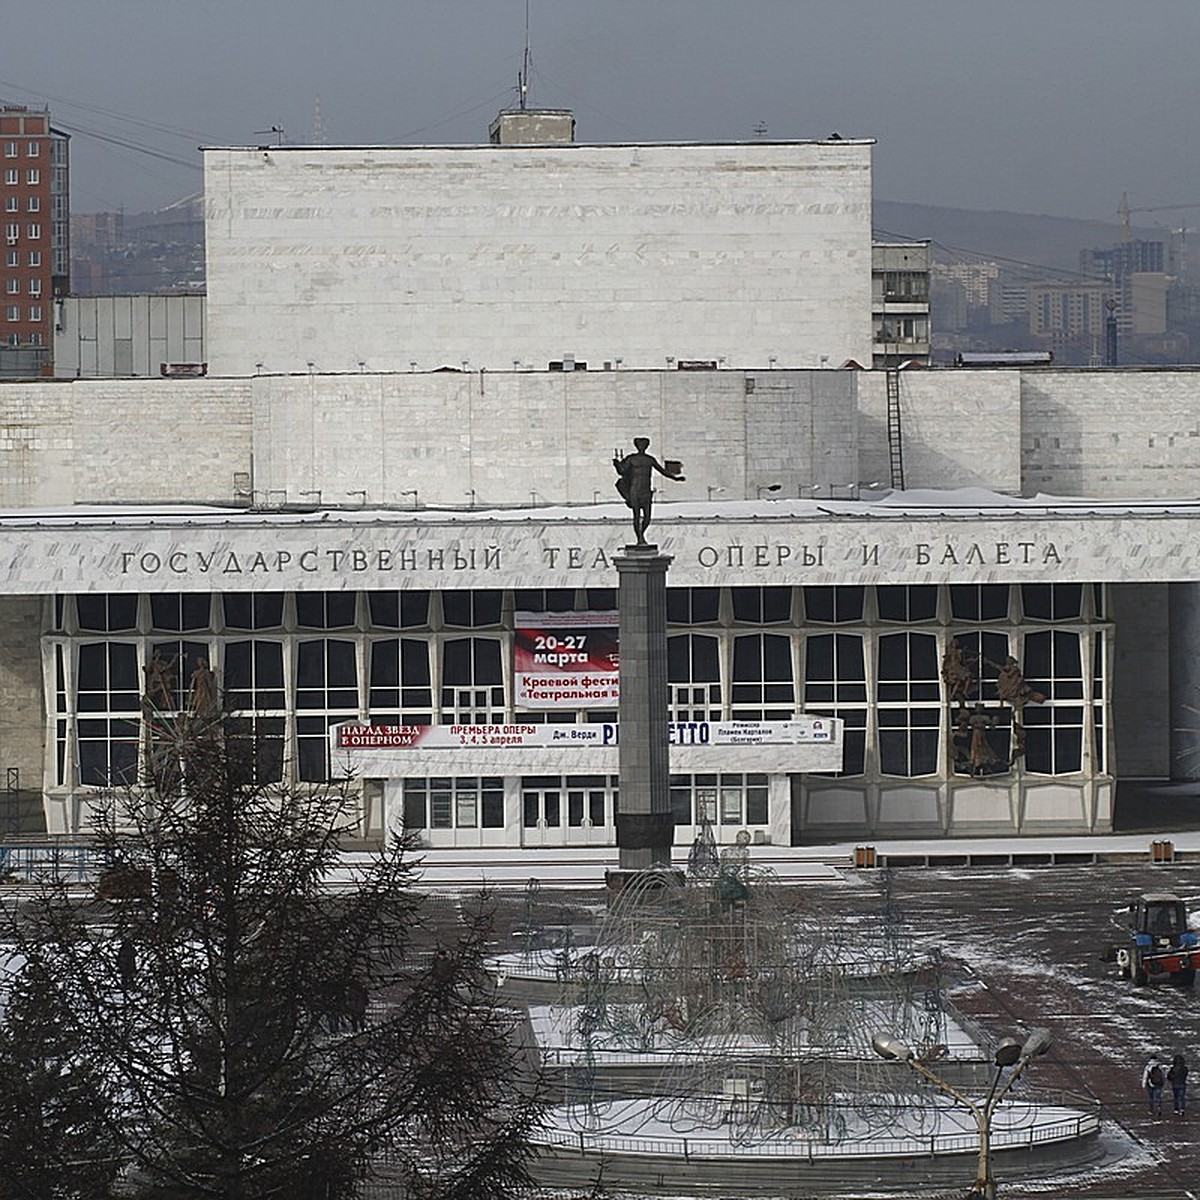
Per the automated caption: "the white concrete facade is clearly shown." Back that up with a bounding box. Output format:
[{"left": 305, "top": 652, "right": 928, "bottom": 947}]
[
  {"left": 4, "top": 119, "right": 1200, "bottom": 847},
  {"left": 202, "top": 140, "right": 873, "bottom": 376}
]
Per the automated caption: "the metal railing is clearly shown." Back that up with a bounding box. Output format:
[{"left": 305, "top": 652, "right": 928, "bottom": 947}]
[{"left": 534, "top": 1102, "right": 1101, "bottom": 1160}]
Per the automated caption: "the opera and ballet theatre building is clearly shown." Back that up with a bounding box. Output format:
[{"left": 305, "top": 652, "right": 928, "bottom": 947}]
[{"left": 1, "top": 119, "right": 1195, "bottom": 849}]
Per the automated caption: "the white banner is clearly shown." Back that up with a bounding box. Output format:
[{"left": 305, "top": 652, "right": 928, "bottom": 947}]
[{"left": 335, "top": 717, "right": 837, "bottom": 751}]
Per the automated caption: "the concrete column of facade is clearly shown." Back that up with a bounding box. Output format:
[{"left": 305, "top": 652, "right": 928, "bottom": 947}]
[
  {"left": 1168, "top": 582, "right": 1200, "bottom": 780},
  {"left": 614, "top": 544, "right": 675, "bottom": 871}
]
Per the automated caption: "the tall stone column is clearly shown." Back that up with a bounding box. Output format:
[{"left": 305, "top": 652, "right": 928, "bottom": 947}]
[
  {"left": 1169, "top": 582, "right": 1200, "bottom": 780},
  {"left": 614, "top": 544, "right": 675, "bottom": 873}
]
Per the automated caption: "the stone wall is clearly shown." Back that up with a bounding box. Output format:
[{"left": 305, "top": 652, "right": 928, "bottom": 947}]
[
  {"left": 1021, "top": 369, "right": 1200, "bottom": 497},
  {"left": 857, "top": 369, "right": 1022, "bottom": 494},
  {"left": 0, "top": 378, "right": 252, "bottom": 507},
  {"left": 248, "top": 368, "right": 858, "bottom": 509},
  {"left": 203, "top": 141, "right": 873, "bottom": 376},
  {"left": 7, "top": 366, "right": 1200, "bottom": 512}
]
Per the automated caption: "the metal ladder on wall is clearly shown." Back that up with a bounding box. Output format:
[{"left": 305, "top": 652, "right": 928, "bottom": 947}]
[{"left": 886, "top": 369, "right": 905, "bottom": 489}]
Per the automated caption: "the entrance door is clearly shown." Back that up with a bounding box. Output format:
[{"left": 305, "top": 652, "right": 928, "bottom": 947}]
[
  {"left": 521, "top": 775, "right": 616, "bottom": 847},
  {"left": 521, "top": 780, "right": 563, "bottom": 847},
  {"left": 565, "top": 781, "right": 612, "bottom": 846}
]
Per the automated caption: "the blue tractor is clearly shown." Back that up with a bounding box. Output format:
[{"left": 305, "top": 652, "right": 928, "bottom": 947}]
[{"left": 1109, "top": 893, "right": 1200, "bottom": 987}]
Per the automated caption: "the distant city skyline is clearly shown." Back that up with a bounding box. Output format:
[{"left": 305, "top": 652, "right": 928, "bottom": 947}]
[{"left": 8, "top": 0, "right": 1200, "bottom": 227}]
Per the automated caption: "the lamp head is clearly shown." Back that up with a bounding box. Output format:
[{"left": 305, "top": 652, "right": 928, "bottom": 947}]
[
  {"left": 871, "top": 1033, "right": 914, "bottom": 1062},
  {"left": 993, "top": 1037, "right": 1022, "bottom": 1068},
  {"left": 1020, "top": 1028, "right": 1053, "bottom": 1059}
]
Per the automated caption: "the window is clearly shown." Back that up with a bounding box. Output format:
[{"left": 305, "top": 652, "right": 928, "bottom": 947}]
[
  {"left": 731, "top": 587, "right": 792, "bottom": 624},
  {"left": 5, "top": 197, "right": 16, "bottom": 213},
  {"left": 295, "top": 591, "right": 356, "bottom": 630},
  {"left": 224, "top": 641, "right": 285, "bottom": 783},
  {"left": 3, "top": 143, "right": 16, "bottom": 158},
  {"left": 950, "top": 584, "right": 1009, "bottom": 622},
  {"left": 876, "top": 632, "right": 940, "bottom": 776},
  {"left": 24, "top": 168, "right": 38, "bottom": 185},
  {"left": 440, "top": 637, "right": 504, "bottom": 722},
  {"left": 5, "top": 222, "right": 18, "bottom": 240},
  {"left": 295, "top": 639, "right": 359, "bottom": 780},
  {"left": 514, "top": 589, "right": 575, "bottom": 613},
  {"left": 369, "top": 638, "right": 433, "bottom": 723},
  {"left": 441, "top": 590, "right": 502, "bottom": 627},
  {"left": 943, "top": 630, "right": 1008, "bottom": 706},
  {"left": 295, "top": 639, "right": 357, "bottom": 710},
  {"left": 224, "top": 640, "right": 286, "bottom": 711},
  {"left": 367, "top": 590, "right": 429, "bottom": 629},
  {"left": 881, "top": 270, "right": 929, "bottom": 302},
  {"left": 27, "top": 250, "right": 39, "bottom": 267},
  {"left": 26, "top": 142, "right": 38, "bottom": 157},
  {"left": 29, "top": 332, "right": 42, "bottom": 346},
  {"left": 226, "top": 717, "right": 285, "bottom": 786},
  {"left": 667, "top": 587, "right": 720, "bottom": 625},
  {"left": 26, "top": 224, "right": 40, "bottom": 240},
  {"left": 4, "top": 250, "right": 15, "bottom": 268},
  {"left": 669, "top": 773, "right": 769, "bottom": 826},
  {"left": 404, "top": 777, "right": 504, "bottom": 830},
  {"left": 878, "top": 585, "right": 938, "bottom": 623},
  {"left": 5, "top": 279, "right": 17, "bottom": 295},
  {"left": 25, "top": 196, "right": 38, "bottom": 213},
  {"left": 731, "top": 633, "right": 794, "bottom": 719},
  {"left": 667, "top": 633, "right": 721, "bottom": 720},
  {"left": 150, "top": 594, "right": 211, "bottom": 632},
  {"left": 145, "top": 641, "right": 210, "bottom": 713},
  {"left": 27, "top": 279, "right": 39, "bottom": 297},
  {"left": 1022, "top": 584, "right": 1082, "bottom": 622},
  {"left": 804, "top": 633, "right": 867, "bottom": 774},
  {"left": 77, "top": 594, "right": 137, "bottom": 632},
  {"left": 4, "top": 305, "right": 17, "bottom": 322},
  {"left": 75, "top": 642, "right": 140, "bottom": 786},
  {"left": 1021, "top": 630, "right": 1085, "bottom": 775},
  {"left": 5, "top": 333, "right": 16, "bottom": 347},
  {"left": 27, "top": 305, "right": 39, "bottom": 322},
  {"left": 223, "top": 592, "right": 284, "bottom": 630},
  {"left": 804, "top": 586, "right": 864, "bottom": 624},
  {"left": 3, "top": 169, "right": 15, "bottom": 185}
]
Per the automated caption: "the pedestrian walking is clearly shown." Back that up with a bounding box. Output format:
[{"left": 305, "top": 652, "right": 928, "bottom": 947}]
[
  {"left": 1168, "top": 1053, "right": 1189, "bottom": 1116},
  {"left": 1143, "top": 1054, "right": 1167, "bottom": 1118}
]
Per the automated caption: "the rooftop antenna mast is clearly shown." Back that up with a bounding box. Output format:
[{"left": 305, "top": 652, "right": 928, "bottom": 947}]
[{"left": 518, "top": 0, "right": 531, "bottom": 110}]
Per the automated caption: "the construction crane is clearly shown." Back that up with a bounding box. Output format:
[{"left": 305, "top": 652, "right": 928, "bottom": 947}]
[{"left": 1118, "top": 192, "right": 1200, "bottom": 240}]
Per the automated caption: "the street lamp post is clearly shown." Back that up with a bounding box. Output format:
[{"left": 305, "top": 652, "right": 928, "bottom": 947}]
[{"left": 872, "top": 1028, "right": 1052, "bottom": 1199}]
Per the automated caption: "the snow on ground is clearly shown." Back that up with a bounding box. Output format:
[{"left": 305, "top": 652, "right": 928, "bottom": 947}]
[{"left": 535, "top": 1093, "right": 1099, "bottom": 1157}]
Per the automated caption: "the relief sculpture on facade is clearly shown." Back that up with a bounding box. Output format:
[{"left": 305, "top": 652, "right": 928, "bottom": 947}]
[{"left": 943, "top": 641, "right": 1045, "bottom": 776}]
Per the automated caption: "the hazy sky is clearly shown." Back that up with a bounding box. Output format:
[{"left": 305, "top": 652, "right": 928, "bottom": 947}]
[{"left": 5, "top": 0, "right": 1199, "bottom": 226}]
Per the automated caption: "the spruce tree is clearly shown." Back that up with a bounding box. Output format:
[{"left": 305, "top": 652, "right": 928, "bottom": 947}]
[{"left": 3, "top": 719, "right": 541, "bottom": 1198}]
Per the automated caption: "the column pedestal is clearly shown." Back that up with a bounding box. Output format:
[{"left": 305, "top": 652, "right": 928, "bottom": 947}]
[{"left": 611, "top": 544, "right": 676, "bottom": 881}]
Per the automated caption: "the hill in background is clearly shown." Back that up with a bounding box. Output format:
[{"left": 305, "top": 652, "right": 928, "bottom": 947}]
[{"left": 874, "top": 199, "right": 1179, "bottom": 277}]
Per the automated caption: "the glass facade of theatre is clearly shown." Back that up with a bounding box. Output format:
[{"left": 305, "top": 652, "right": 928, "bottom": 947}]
[{"left": 45, "top": 582, "right": 1112, "bottom": 842}]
